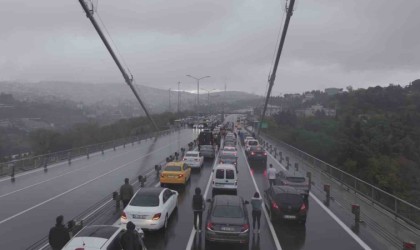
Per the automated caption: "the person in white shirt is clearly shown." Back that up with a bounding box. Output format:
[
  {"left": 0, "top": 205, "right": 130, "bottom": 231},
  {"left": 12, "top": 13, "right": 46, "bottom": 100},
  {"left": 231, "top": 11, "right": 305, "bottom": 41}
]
[{"left": 267, "top": 164, "right": 278, "bottom": 187}]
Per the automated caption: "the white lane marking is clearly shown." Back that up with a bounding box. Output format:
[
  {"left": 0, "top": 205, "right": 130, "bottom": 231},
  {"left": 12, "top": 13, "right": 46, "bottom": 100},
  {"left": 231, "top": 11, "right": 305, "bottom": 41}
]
[
  {"left": 185, "top": 151, "right": 219, "bottom": 250},
  {"left": 0, "top": 138, "right": 153, "bottom": 183},
  {"left": 240, "top": 147, "right": 282, "bottom": 250},
  {"left": 0, "top": 143, "right": 174, "bottom": 226},
  {"left": 267, "top": 152, "right": 372, "bottom": 250}
]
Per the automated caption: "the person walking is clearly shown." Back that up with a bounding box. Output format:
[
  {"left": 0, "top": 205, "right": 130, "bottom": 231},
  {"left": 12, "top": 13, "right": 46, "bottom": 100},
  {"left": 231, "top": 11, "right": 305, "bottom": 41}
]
[
  {"left": 120, "top": 178, "right": 134, "bottom": 208},
  {"left": 120, "top": 221, "right": 142, "bottom": 250},
  {"left": 251, "top": 192, "right": 262, "bottom": 233},
  {"left": 192, "top": 187, "right": 205, "bottom": 232},
  {"left": 48, "top": 215, "right": 70, "bottom": 250},
  {"left": 267, "top": 164, "right": 278, "bottom": 187}
]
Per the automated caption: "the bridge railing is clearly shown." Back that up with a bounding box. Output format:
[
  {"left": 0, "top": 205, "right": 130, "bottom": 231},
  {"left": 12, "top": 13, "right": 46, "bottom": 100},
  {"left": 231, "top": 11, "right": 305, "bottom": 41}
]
[
  {"left": 251, "top": 128, "right": 420, "bottom": 229},
  {"left": 0, "top": 128, "right": 177, "bottom": 178}
]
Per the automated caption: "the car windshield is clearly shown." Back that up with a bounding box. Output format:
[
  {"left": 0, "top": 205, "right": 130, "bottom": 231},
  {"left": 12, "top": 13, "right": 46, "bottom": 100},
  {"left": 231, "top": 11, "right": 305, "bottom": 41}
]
[
  {"left": 223, "top": 147, "right": 235, "bottom": 151},
  {"left": 248, "top": 141, "right": 258, "bottom": 146},
  {"left": 212, "top": 205, "right": 243, "bottom": 218},
  {"left": 185, "top": 153, "right": 198, "bottom": 157},
  {"left": 165, "top": 165, "right": 182, "bottom": 171},
  {"left": 275, "top": 194, "right": 303, "bottom": 206},
  {"left": 226, "top": 169, "right": 235, "bottom": 179},
  {"left": 215, "top": 169, "right": 224, "bottom": 179},
  {"left": 201, "top": 146, "right": 213, "bottom": 150},
  {"left": 130, "top": 194, "right": 160, "bottom": 207},
  {"left": 286, "top": 177, "right": 306, "bottom": 183}
]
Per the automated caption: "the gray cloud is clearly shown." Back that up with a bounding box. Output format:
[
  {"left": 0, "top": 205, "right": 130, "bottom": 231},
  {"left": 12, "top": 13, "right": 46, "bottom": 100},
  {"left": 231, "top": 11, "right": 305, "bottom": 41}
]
[{"left": 0, "top": 0, "right": 419, "bottom": 95}]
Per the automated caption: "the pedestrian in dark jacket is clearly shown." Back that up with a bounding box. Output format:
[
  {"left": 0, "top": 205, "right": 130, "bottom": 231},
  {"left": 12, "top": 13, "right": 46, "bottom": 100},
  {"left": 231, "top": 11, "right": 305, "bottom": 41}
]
[
  {"left": 251, "top": 192, "right": 262, "bottom": 233},
  {"left": 120, "top": 221, "right": 142, "bottom": 250},
  {"left": 192, "top": 187, "right": 205, "bottom": 232},
  {"left": 120, "top": 178, "right": 134, "bottom": 208},
  {"left": 48, "top": 215, "right": 70, "bottom": 250}
]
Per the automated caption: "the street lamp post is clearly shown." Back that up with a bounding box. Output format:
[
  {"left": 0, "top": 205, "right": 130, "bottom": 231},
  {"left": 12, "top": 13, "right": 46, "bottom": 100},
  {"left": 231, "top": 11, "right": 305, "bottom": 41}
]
[
  {"left": 200, "top": 88, "right": 216, "bottom": 114},
  {"left": 186, "top": 75, "right": 211, "bottom": 113},
  {"left": 177, "top": 81, "right": 181, "bottom": 114}
]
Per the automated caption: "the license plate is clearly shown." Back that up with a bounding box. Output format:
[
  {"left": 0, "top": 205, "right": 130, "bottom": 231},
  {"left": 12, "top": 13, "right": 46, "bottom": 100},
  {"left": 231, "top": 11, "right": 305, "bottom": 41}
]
[
  {"left": 133, "top": 215, "right": 147, "bottom": 219},
  {"left": 283, "top": 215, "right": 296, "bottom": 219},
  {"left": 168, "top": 176, "right": 176, "bottom": 178},
  {"left": 221, "top": 226, "right": 234, "bottom": 231}
]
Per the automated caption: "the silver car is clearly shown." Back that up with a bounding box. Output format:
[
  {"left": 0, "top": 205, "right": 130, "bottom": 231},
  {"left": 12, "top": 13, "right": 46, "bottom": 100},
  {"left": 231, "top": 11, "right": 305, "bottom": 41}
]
[{"left": 200, "top": 145, "right": 215, "bottom": 159}]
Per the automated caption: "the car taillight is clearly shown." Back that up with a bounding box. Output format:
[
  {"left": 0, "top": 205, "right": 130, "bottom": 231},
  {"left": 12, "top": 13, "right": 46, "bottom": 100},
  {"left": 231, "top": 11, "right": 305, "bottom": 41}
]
[
  {"left": 178, "top": 174, "right": 184, "bottom": 178},
  {"left": 152, "top": 213, "right": 161, "bottom": 220},
  {"left": 300, "top": 203, "right": 307, "bottom": 212},
  {"left": 241, "top": 223, "right": 250, "bottom": 232},
  {"left": 207, "top": 222, "right": 214, "bottom": 231},
  {"left": 272, "top": 201, "right": 280, "bottom": 210},
  {"left": 160, "top": 174, "right": 164, "bottom": 178},
  {"left": 251, "top": 152, "right": 255, "bottom": 155},
  {"left": 263, "top": 152, "right": 267, "bottom": 156},
  {"left": 121, "top": 211, "right": 127, "bottom": 220}
]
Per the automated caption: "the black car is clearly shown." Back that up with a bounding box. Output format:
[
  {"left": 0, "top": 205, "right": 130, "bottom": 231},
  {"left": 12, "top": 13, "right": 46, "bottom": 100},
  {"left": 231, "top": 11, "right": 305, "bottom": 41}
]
[
  {"left": 263, "top": 186, "right": 307, "bottom": 224},
  {"left": 247, "top": 146, "right": 267, "bottom": 164},
  {"left": 205, "top": 195, "right": 250, "bottom": 247}
]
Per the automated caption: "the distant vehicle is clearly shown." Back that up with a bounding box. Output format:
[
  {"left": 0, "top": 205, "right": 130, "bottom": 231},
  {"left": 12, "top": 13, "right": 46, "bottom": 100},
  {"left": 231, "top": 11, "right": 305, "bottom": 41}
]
[
  {"left": 160, "top": 161, "right": 191, "bottom": 186},
  {"left": 212, "top": 164, "right": 238, "bottom": 196},
  {"left": 276, "top": 170, "right": 309, "bottom": 199},
  {"left": 243, "top": 136, "right": 254, "bottom": 146},
  {"left": 221, "top": 146, "right": 237, "bottom": 156},
  {"left": 218, "top": 154, "right": 238, "bottom": 171},
  {"left": 205, "top": 195, "right": 250, "bottom": 247},
  {"left": 245, "top": 139, "right": 259, "bottom": 152},
  {"left": 263, "top": 186, "right": 307, "bottom": 224},
  {"left": 200, "top": 145, "right": 216, "bottom": 159},
  {"left": 183, "top": 151, "right": 204, "bottom": 168},
  {"left": 198, "top": 130, "right": 214, "bottom": 146},
  {"left": 121, "top": 187, "right": 178, "bottom": 231},
  {"left": 62, "top": 225, "right": 145, "bottom": 250},
  {"left": 247, "top": 146, "right": 267, "bottom": 164}
]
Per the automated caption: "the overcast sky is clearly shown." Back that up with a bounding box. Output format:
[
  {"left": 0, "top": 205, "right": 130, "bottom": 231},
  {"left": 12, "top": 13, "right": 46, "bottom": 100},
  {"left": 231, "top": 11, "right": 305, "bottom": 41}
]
[{"left": 1, "top": 0, "right": 419, "bottom": 95}]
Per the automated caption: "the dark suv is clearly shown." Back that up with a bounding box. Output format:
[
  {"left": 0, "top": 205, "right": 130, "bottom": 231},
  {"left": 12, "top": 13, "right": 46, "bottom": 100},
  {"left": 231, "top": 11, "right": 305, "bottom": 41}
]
[
  {"left": 247, "top": 146, "right": 267, "bottom": 164},
  {"left": 205, "top": 195, "right": 250, "bottom": 247},
  {"left": 263, "top": 186, "right": 307, "bottom": 224}
]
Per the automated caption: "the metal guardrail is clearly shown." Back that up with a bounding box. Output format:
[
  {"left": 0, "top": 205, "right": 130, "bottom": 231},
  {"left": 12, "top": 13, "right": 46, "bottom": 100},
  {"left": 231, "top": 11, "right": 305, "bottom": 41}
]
[
  {"left": 247, "top": 127, "right": 420, "bottom": 229},
  {"left": 0, "top": 128, "right": 177, "bottom": 178}
]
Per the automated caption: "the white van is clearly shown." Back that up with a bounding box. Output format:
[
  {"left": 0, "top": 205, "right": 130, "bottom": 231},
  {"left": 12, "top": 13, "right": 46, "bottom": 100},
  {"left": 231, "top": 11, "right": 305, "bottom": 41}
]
[
  {"left": 212, "top": 164, "right": 238, "bottom": 196},
  {"left": 245, "top": 139, "right": 259, "bottom": 152}
]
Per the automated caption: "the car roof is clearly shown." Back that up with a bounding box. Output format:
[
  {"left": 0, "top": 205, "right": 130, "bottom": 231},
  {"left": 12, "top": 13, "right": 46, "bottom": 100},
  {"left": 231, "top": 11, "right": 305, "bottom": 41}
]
[
  {"left": 215, "top": 164, "right": 236, "bottom": 170},
  {"left": 75, "top": 225, "right": 120, "bottom": 239},
  {"left": 166, "top": 161, "right": 184, "bottom": 167},
  {"left": 186, "top": 151, "right": 199, "bottom": 154},
  {"left": 213, "top": 195, "right": 243, "bottom": 206},
  {"left": 272, "top": 186, "right": 301, "bottom": 194},
  {"left": 137, "top": 187, "right": 164, "bottom": 196}
]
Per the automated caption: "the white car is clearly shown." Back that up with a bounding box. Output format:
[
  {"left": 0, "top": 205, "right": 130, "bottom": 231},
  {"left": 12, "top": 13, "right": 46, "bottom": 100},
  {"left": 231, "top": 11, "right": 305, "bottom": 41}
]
[
  {"left": 221, "top": 146, "right": 237, "bottom": 156},
  {"left": 212, "top": 164, "right": 238, "bottom": 196},
  {"left": 183, "top": 151, "right": 204, "bottom": 168},
  {"left": 244, "top": 136, "right": 255, "bottom": 145},
  {"left": 62, "top": 225, "right": 145, "bottom": 250},
  {"left": 121, "top": 187, "right": 178, "bottom": 231},
  {"left": 245, "top": 139, "right": 259, "bottom": 152}
]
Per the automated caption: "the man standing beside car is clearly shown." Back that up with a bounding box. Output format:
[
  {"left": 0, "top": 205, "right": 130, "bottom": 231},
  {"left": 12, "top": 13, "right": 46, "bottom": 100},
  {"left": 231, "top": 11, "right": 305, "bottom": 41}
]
[
  {"left": 48, "top": 215, "right": 70, "bottom": 250},
  {"left": 192, "top": 187, "right": 205, "bottom": 232},
  {"left": 120, "top": 178, "right": 134, "bottom": 208},
  {"left": 267, "top": 164, "right": 278, "bottom": 187}
]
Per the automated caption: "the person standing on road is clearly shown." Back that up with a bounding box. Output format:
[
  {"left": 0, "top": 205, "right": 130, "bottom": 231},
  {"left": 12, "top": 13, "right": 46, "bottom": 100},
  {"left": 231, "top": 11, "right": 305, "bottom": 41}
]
[
  {"left": 120, "top": 221, "right": 143, "bottom": 250},
  {"left": 192, "top": 187, "right": 205, "bottom": 232},
  {"left": 48, "top": 215, "right": 70, "bottom": 250},
  {"left": 267, "top": 164, "right": 278, "bottom": 187},
  {"left": 251, "top": 192, "right": 262, "bottom": 233},
  {"left": 120, "top": 178, "right": 134, "bottom": 208}
]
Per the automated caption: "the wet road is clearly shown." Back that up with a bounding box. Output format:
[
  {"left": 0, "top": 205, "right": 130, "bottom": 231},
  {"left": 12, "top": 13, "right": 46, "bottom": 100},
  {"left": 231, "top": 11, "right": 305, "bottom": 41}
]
[{"left": 0, "top": 117, "right": 380, "bottom": 250}]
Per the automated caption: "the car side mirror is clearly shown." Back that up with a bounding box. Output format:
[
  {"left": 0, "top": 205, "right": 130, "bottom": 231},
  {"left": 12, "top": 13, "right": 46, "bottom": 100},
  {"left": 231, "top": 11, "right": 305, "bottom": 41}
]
[{"left": 206, "top": 199, "right": 212, "bottom": 203}]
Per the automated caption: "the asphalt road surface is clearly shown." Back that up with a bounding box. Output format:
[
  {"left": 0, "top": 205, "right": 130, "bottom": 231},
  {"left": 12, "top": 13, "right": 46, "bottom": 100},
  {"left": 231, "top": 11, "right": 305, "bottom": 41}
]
[{"left": 0, "top": 117, "right": 382, "bottom": 250}]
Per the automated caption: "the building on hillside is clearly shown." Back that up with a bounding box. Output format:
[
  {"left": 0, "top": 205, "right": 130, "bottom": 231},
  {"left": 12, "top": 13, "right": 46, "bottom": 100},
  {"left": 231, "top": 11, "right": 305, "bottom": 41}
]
[
  {"left": 253, "top": 104, "right": 283, "bottom": 117},
  {"left": 325, "top": 88, "right": 343, "bottom": 96},
  {"left": 302, "top": 93, "right": 314, "bottom": 103},
  {"left": 295, "top": 104, "right": 336, "bottom": 117}
]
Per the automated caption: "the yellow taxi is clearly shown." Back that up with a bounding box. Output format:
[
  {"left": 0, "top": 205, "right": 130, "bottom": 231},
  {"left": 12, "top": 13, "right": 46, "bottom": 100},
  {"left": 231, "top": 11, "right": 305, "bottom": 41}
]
[{"left": 160, "top": 161, "right": 191, "bottom": 186}]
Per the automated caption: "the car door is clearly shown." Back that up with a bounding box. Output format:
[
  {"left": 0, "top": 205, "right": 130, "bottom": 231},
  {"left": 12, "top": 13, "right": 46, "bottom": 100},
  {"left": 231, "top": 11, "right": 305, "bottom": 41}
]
[
  {"left": 199, "top": 153, "right": 204, "bottom": 165},
  {"left": 163, "top": 189, "right": 176, "bottom": 215},
  {"left": 161, "top": 189, "right": 171, "bottom": 217},
  {"left": 184, "top": 163, "right": 191, "bottom": 180}
]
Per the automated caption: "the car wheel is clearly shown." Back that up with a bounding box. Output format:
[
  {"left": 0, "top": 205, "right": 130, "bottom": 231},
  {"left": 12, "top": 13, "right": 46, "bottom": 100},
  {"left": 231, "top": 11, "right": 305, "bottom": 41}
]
[{"left": 163, "top": 214, "right": 168, "bottom": 230}]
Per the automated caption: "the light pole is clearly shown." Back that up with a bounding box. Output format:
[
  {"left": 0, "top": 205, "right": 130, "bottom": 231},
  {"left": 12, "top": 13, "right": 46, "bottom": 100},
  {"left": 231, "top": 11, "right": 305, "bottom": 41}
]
[
  {"left": 168, "top": 88, "right": 171, "bottom": 112},
  {"left": 186, "top": 75, "right": 211, "bottom": 113},
  {"left": 177, "top": 81, "right": 181, "bottom": 114},
  {"left": 200, "top": 88, "right": 217, "bottom": 114}
]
